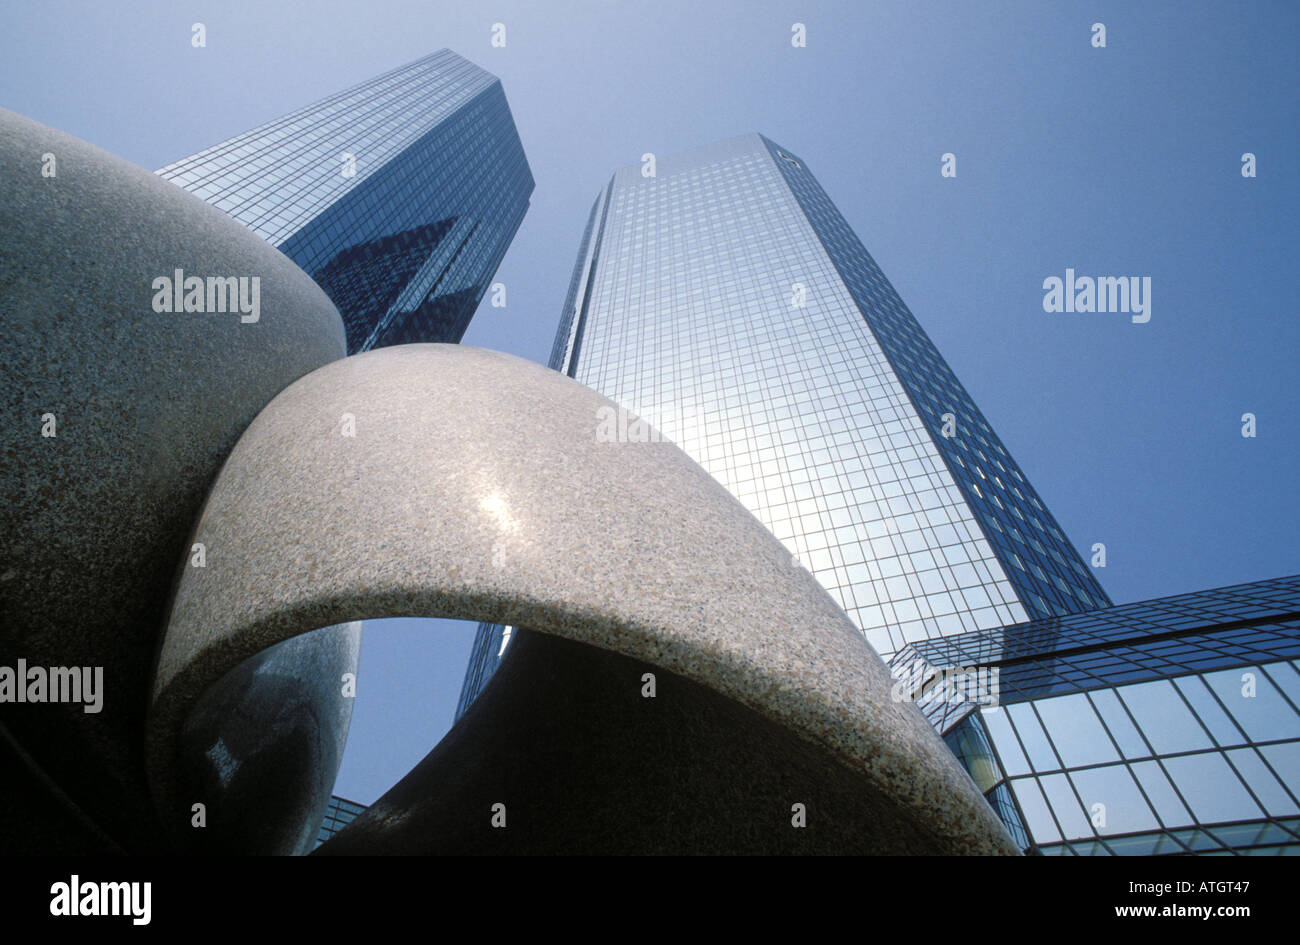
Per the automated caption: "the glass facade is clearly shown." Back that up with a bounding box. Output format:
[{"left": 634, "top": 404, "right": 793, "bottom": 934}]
[
  {"left": 455, "top": 622, "right": 514, "bottom": 719},
  {"left": 158, "top": 49, "right": 533, "bottom": 352},
  {"left": 313, "top": 795, "right": 366, "bottom": 849},
  {"left": 894, "top": 575, "right": 1300, "bottom": 855},
  {"left": 461, "top": 133, "right": 1108, "bottom": 715}
]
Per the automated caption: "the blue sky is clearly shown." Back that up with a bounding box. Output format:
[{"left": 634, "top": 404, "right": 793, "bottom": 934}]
[{"left": 3, "top": 0, "right": 1296, "bottom": 804}]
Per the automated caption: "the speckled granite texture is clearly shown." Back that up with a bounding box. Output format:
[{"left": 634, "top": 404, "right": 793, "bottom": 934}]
[
  {"left": 150, "top": 343, "right": 1019, "bottom": 855},
  {"left": 0, "top": 107, "right": 351, "bottom": 852}
]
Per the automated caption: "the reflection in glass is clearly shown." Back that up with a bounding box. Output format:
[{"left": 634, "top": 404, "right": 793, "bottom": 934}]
[
  {"left": 1118, "top": 680, "right": 1212, "bottom": 755},
  {"left": 1204, "top": 667, "right": 1300, "bottom": 744},
  {"left": 1035, "top": 692, "right": 1119, "bottom": 768},
  {"left": 1070, "top": 764, "right": 1160, "bottom": 836},
  {"left": 1162, "top": 753, "right": 1263, "bottom": 825}
]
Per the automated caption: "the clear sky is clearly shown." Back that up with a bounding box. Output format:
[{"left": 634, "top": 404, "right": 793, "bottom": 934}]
[{"left": 3, "top": 0, "right": 1296, "bottom": 805}]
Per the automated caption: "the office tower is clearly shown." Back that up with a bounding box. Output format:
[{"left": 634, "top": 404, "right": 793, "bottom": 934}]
[
  {"left": 893, "top": 575, "right": 1300, "bottom": 855},
  {"left": 158, "top": 49, "right": 533, "bottom": 352},
  {"left": 455, "top": 133, "right": 1296, "bottom": 858},
  {"left": 459, "top": 133, "right": 1109, "bottom": 715}
]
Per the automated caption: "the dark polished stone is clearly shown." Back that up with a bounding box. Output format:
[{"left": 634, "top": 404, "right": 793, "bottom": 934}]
[
  {"left": 319, "top": 629, "right": 985, "bottom": 854},
  {"left": 171, "top": 624, "right": 360, "bottom": 855}
]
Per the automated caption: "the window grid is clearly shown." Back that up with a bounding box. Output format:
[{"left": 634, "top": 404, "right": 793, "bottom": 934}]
[
  {"left": 158, "top": 49, "right": 533, "bottom": 353},
  {"left": 902, "top": 576, "right": 1300, "bottom": 854}
]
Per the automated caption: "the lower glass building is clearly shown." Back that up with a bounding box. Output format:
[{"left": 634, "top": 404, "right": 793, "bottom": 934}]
[
  {"left": 892, "top": 574, "right": 1300, "bottom": 855},
  {"left": 313, "top": 795, "right": 366, "bottom": 849}
]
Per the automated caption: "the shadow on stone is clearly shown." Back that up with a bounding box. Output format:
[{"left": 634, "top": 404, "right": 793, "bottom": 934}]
[{"left": 319, "top": 629, "right": 977, "bottom": 854}]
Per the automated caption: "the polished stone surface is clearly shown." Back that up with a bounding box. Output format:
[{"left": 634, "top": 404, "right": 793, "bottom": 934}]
[
  {"left": 0, "top": 107, "right": 350, "bottom": 852},
  {"left": 150, "top": 343, "right": 1018, "bottom": 854},
  {"left": 174, "top": 623, "right": 360, "bottom": 855}
]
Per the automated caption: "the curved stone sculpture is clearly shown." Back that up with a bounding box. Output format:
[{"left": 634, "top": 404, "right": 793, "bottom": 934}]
[
  {"left": 149, "top": 343, "right": 1019, "bottom": 854},
  {"left": 0, "top": 108, "right": 352, "bottom": 852}
]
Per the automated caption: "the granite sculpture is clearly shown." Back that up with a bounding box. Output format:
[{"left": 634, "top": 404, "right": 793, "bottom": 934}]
[{"left": 1, "top": 109, "right": 1017, "bottom": 855}]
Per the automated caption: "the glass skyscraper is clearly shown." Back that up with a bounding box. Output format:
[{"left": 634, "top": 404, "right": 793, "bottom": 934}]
[
  {"left": 158, "top": 49, "right": 533, "bottom": 352},
  {"left": 456, "top": 134, "right": 1297, "bottom": 856},
  {"left": 460, "top": 132, "right": 1109, "bottom": 716}
]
